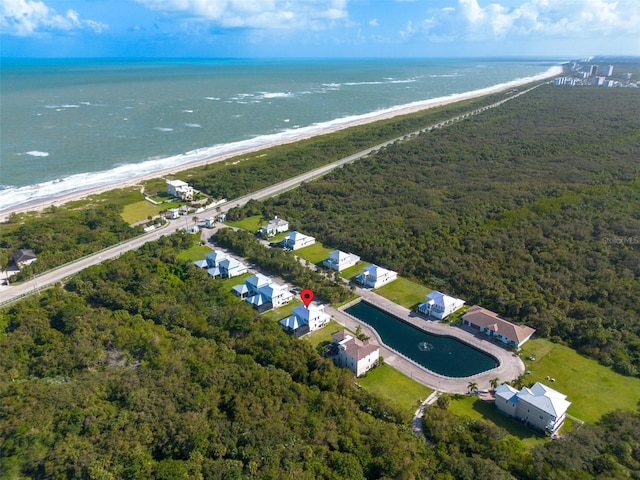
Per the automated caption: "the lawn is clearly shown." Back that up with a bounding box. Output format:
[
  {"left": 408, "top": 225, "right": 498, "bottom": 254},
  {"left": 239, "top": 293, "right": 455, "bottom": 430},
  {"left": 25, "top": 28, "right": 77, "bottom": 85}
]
[
  {"left": 218, "top": 272, "right": 252, "bottom": 293},
  {"left": 262, "top": 299, "right": 303, "bottom": 322},
  {"left": 339, "top": 262, "right": 370, "bottom": 282},
  {"left": 176, "top": 244, "right": 212, "bottom": 262},
  {"left": 358, "top": 364, "right": 433, "bottom": 415},
  {"left": 121, "top": 200, "right": 165, "bottom": 224},
  {"left": 447, "top": 395, "right": 548, "bottom": 448},
  {"left": 294, "top": 242, "right": 333, "bottom": 265},
  {"left": 224, "top": 215, "right": 264, "bottom": 232},
  {"left": 374, "top": 276, "right": 433, "bottom": 310},
  {"left": 303, "top": 320, "right": 349, "bottom": 347},
  {"left": 519, "top": 338, "right": 640, "bottom": 423}
]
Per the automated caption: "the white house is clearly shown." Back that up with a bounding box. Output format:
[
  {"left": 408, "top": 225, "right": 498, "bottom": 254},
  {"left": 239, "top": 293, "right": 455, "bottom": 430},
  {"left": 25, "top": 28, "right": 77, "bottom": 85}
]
[
  {"left": 197, "top": 250, "right": 247, "bottom": 279},
  {"left": 232, "top": 273, "right": 293, "bottom": 313},
  {"left": 332, "top": 330, "right": 380, "bottom": 377},
  {"left": 495, "top": 382, "right": 571, "bottom": 435},
  {"left": 166, "top": 179, "right": 194, "bottom": 201},
  {"left": 218, "top": 258, "right": 248, "bottom": 278},
  {"left": 418, "top": 291, "right": 465, "bottom": 320},
  {"left": 461, "top": 305, "right": 536, "bottom": 348},
  {"left": 13, "top": 249, "right": 37, "bottom": 269},
  {"left": 205, "top": 217, "right": 215, "bottom": 228},
  {"left": 260, "top": 216, "right": 289, "bottom": 237},
  {"left": 322, "top": 250, "right": 360, "bottom": 272},
  {"left": 355, "top": 264, "right": 397, "bottom": 289},
  {"left": 279, "top": 303, "right": 331, "bottom": 336},
  {"left": 167, "top": 208, "right": 181, "bottom": 219},
  {"left": 281, "top": 231, "right": 315, "bottom": 251}
]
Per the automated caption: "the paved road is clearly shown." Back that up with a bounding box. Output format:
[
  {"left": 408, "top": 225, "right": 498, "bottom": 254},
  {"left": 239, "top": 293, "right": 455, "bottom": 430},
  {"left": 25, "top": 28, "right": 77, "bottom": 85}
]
[
  {"left": 327, "top": 288, "right": 525, "bottom": 394},
  {"left": 0, "top": 83, "right": 542, "bottom": 310}
]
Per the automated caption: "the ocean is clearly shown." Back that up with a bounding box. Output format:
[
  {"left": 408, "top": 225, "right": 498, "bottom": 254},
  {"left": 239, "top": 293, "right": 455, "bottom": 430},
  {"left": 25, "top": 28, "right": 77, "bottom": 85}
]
[{"left": 0, "top": 58, "right": 563, "bottom": 213}]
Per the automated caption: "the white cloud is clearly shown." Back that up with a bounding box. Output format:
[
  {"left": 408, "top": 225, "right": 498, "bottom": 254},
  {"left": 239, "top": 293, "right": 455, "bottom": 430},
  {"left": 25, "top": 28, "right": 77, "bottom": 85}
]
[
  {"left": 369, "top": 18, "right": 379, "bottom": 27},
  {"left": 134, "top": 0, "right": 349, "bottom": 29},
  {"left": 0, "top": 0, "right": 107, "bottom": 36},
  {"left": 404, "top": 0, "right": 640, "bottom": 41}
]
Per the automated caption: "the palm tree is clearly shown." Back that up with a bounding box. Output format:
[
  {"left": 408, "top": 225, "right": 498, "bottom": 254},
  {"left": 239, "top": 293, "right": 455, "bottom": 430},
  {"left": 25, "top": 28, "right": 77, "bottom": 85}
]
[
  {"left": 467, "top": 382, "right": 478, "bottom": 394},
  {"left": 490, "top": 378, "right": 500, "bottom": 391}
]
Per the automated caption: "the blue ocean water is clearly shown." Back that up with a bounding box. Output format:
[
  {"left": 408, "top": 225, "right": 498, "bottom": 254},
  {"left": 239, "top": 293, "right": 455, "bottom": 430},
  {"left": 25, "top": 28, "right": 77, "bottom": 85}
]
[{"left": 0, "top": 58, "right": 562, "bottom": 211}]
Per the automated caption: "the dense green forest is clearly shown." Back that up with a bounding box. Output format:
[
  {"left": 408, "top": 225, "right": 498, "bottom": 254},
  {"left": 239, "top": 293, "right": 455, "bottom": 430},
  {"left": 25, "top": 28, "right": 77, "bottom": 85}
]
[
  {"left": 213, "top": 227, "right": 352, "bottom": 305},
  {"left": 233, "top": 86, "right": 640, "bottom": 377},
  {"left": 3, "top": 233, "right": 639, "bottom": 479},
  {"left": 1, "top": 202, "right": 143, "bottom": 281}
]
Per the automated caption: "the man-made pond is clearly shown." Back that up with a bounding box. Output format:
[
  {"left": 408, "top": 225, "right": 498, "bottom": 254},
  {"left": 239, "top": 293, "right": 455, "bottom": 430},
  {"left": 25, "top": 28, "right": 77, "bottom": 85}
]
[{"left": 345, "top": 301, "right": 498, "bottom": 378}]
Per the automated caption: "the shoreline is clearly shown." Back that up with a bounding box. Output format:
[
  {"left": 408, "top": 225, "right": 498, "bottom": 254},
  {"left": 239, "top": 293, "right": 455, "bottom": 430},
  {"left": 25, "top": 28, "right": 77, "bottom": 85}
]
[{"left": 0, "top": 66, "right": 562, "bottom": 221}]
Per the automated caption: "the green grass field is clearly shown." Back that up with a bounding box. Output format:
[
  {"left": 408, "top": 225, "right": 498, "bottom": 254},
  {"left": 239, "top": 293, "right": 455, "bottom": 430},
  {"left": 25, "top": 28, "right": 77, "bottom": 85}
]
[
  {"left": 520, "top": 338, "right": 640, "bottom": 423},
  {"left": 447, "top": 395, "right": 548, "bottom": 448},
  {"left": 176, "top": 244, "right": 212, "bottom": 262},
  {"left": 358, "top": 364, "right": 433, "bottom": 415},
  {"left": 303, "top": 320, "right": 349, "bottom": 347},
  {"left": 218, "top": 272, "right": 252, "bottom": 293},
  {"left": 339, "top": 262, "right": 370, "bottom": 281},
  {"left": 224, "top": 215, "right": 264, "bottom": 232},
  {"left": 121, "top": 201, "right": 165, "bottom": 224},
  {"left": 294, "top": 242, "right": 333, "bottom": 265},
  {"left": 374, "top": 276, "right": 433, "bottom": 310},
  {"left": 262, "top": 299, "right": 303, "bottom": 322}
]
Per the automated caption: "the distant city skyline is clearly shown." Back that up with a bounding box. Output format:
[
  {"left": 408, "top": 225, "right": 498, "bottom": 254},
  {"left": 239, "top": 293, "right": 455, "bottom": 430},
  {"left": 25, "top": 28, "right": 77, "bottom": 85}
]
[{"left": 1, "top": 0, "right": 639, "bottom": 58}]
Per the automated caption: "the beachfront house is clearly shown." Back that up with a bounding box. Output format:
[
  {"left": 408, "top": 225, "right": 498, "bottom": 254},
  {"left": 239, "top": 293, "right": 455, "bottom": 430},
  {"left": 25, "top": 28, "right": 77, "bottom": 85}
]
[
  {"left": 418, "top": 290, "right": 465, "bottom": 320},
  {"left": 13, "top": 249, "right": 37, "bottom": 269},
  {"left": 279, "top": 303, "right": 331, "bottom": 337},
  {"left": 461, "top": 305, "right": 535, "bottom": 348},
  {"left": 166, "top": 179, "right": 194, "bottom": 201},
  {"left": 355, "top": 264, "right": 397, "bottom": 289},
  {"left": 232, "top": 273, "right": 293, "bottom": 313},
  {"left": 495, "top": 382, "right": 571, "bottom": 435},
  {"left": 260, "top": 216, "right": 289, "bottom": 238},
  {"left": 322, "top": 250, "right": 360, "bottom": 272},
  {"left": 281, "top": 231, "right": 315, "bottom": 251},
  {"left": 331, "top": 330, "right": 380, "bottom": 377}
]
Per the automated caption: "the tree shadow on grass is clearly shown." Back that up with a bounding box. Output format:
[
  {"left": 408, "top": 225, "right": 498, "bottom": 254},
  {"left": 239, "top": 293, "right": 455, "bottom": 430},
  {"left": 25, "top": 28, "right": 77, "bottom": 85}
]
[{"left": 471, "top": 398, "right": 545, "bottom": 441}]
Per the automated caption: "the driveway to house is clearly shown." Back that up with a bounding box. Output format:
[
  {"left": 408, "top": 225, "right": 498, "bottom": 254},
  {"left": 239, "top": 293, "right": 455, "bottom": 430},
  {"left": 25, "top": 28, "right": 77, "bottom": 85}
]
[{"left": 326, "top": 286, "right": 525, "bottom": 394}]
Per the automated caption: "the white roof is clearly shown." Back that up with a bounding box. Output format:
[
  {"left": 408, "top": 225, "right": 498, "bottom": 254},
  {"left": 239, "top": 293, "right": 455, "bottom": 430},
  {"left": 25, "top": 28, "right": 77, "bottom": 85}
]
[
  {"left": 495, "top": 384, "right": 519, "bottom": 403},
  {"left": 207, "top": 267, "right": 221, "bottom": 277},
  {"left": 219, "top": 257, "right": 243, "bottom": 270},
  {"left": 363, "top": 264, "right": 396, "bottom": 278},
  {"left": 518, "top": 382, "right": 571, "bottom": 418},
  {"left": 206, "top": 250, "right": 228, "bottom": 265},
  {"left": 193, "top": 259, "right": 208, "bottom": 268},
  {"left": 246, "top": 273, "right": 272, "bottom": 289},
  {"left": 426, "top": 290, "right": 464, "bottom": 309},
  {"left": 286, "top": 231, "right": 314, "bottom": 242},
  {"left": 167, "top": 179, "right": 188, "bottom": 186},
  {"left": 292, "top": 303, "right": 325, "bottom": 321}
]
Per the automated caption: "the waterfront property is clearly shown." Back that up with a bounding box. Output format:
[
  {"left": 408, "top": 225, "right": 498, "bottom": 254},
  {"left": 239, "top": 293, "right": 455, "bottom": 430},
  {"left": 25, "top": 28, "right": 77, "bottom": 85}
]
[
  {"left": 166, "top": 179, "right": 194, "bottom": 201},
  {"left": 260, "top": 216, "right": 289, "bottom": 237},
  {"left": 232, "top": 273, "right": 293, "bottom": 313},
  {"left": 495, "top": 382, "right": 571, "bottom": 435},
  {"left": 356, "top": 264, "right": 397, "bottom": 289},
  {"left": 279, "top": 303, "right": 331, "bottom": 336},
  {"left": 323, "top": 249, "right": 361, "bottom": 272},
  {"left": 418, "top": 290, "right": 465, "bottom": 320},
  {"left": 462, "top": 305, "right": 535, "bottom": 348},
  {"left": 346, "top": 302, "right": 497, "bottom": 377},
  {"left": 281, "top": 231, "right": 316, "bottom": 250},
  {"left": 331, "top": 329, "right": 380, "bottom": 377}
]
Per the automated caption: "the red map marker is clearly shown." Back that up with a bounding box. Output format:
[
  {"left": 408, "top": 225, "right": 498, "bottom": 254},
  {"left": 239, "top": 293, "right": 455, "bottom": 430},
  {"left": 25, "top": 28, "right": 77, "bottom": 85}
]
[{"left": 300, "top": 288, "right": 314, "bottom": 308}]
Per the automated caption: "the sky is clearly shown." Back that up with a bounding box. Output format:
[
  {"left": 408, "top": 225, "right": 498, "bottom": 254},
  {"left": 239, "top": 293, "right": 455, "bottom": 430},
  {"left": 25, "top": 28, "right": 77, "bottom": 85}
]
[{"left": 1, "top": 0, "right": 639, "bottom": 58}]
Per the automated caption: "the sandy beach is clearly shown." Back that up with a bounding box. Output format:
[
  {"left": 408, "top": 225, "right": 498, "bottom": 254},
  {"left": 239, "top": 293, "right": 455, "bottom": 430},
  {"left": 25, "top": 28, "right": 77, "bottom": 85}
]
[{"left": 0, "top": 67, "right": 562, "bottom": 222}]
